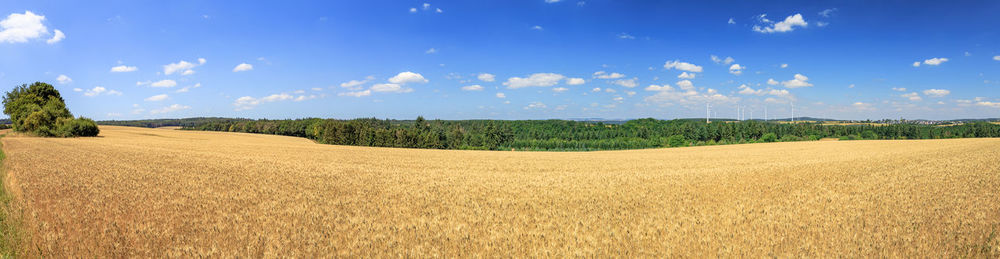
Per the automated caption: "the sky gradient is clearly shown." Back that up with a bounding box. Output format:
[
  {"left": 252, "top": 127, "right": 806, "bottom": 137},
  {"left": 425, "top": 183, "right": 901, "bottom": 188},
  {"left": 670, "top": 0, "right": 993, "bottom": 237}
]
[{"left": 2, "top": 0, "right": 999, "bottom": 120}]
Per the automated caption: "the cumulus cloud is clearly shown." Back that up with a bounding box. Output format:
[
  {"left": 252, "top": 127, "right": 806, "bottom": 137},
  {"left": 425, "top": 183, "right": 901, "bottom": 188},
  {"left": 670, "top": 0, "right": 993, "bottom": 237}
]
[
  {"left": 532, "top": 25, "right": 543, "bottom": 31},
  {"left": 233, "top": 93, "right": 294, "bottom": 110},
  {"left": 524, "top": 102, "right": 547, "bottom": 110},
  {"left": 340, "top": 76, "right": 375, "bottom": 90},
  {"left": 781, "top": 74, "right": 813, "bottom": 88},
  {"left": 901, "top": 92, "right": 922, "bottom": 101},
  {"left": 163, "top": 58, "right": 205, "bottom": 75},
  {"left": 477, "top": 73, "right": 495, "bottom": 82},
  {"left": 818, "top": 8, "right": 838, "bottom": 17},
  {"left": 644, "top": 84, "right": 673, "bottom": 92},
  {"left": 922, "top": 89, "right": 950, "bottom": 97},
  {"left": 388, "top": 71, "right": 428, "bottom": 84},
  {"left": 767, "top": 78, "right": 779, "bottom": 85},
  {"left": 150, "top": 104, "right": 190, "bottom": 114},
  {"left": 145, "top": 94, "right": 169, "bottom": 102},
  {"left": 977, "top": 101, "right": 1000, "bottom": 108},
  {"left": 617, "top": 32, "right": 635, "bottom": 40},
  {"left": 919, "top": 57, "right": 949, "bottom": 66},
  {"left": 612, "top": 77, "right": 638, "bottom": 88},
  {"left": 593, "top": 71, "right": 625, "bottom": 79},
  {"left": 994, "top": 56, "right": 1000, "bottom": 61},
  {"left": 175, "top": 83, "right": 202, "bottom": 93},
  {"left": 892, "top": 87, "right": 907, "bottom": 92},
  {"left": 912, "top": 61, "right": 921, "bottom": 67},
  {"left": 425, "top": 48, "right": 437, "bottom": 54},
  {"left": 232, "top": 63, "right": 253, "bottom": 72},
  {"left": 780, "top": 63, "right": 788, "bottom": 68},
  {"left": 294, "top": 95, "right": 318, "bottom": 102},
  {"left": 372, "top": 83, "right": 414, "bottom": 93},
  {"left": 852, "top": 102, "right": 874, "bottom": 111},
  {"left": 56, "top": 74, "right": 72, "bottom": 84},
  {"left": 338, "top": 90, "right": 371, "bottom": 97},
  {"left": 46, "top": 29, "right": 64, "bottom": 44},
  {"left": 503, "top": 73, "right": 565, "bottom": 88},
  {"left": 552, "top": 87, "right": 569, "bottom": 93},
  {"left": 1, "top": 11, "right": 63, "bottom": 44},
  {"left": 753, "top": 13, "right": 808, "bottom": 33},
  {"left": 728, "top": 64, "right": 746, "bottom": 75},
  {"left": 83, "top": 86, "right": 122, "bottom": 97},
  {"left": 495, "top": 92, "right": 506, "bottom": 98},
  {"left": 110, "top": 65, "right": 138, "bottom": 72},
  {"left": 728, "top": 18, "right": 735, "bottom": 24},
  {"left": 663, "top": 60, "right": 703, "bottom": 72},
  {"left": 678, "top": 72, "right": 696, "bottom": 79},
  {"left": 150, "top": 79, "right": 177, "bottom": 88},
  {"left": 566, "top": 78, "right": 585, "bottom": 85},
  {"left": 461, "top": 85, "right": 484, "bottom": 91},
  {"left": 710, "top": 55, "right": 734, "bottom": 65}
]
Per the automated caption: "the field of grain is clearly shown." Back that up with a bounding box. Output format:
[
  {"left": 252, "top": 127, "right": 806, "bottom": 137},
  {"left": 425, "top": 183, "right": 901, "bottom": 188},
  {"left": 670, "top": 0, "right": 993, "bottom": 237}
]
[{"left": 2, "top": 126, "right": 998, "bottom": 257}]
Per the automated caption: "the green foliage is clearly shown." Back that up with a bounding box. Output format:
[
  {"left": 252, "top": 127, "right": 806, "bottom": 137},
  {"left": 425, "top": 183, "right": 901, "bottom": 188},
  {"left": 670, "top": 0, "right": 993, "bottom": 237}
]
[
  {"left": 861, "top": 130, "right": 878, "bottom": 140},
  {"left": 760, "top": 133, "right": 778, "bottom": 142},
  {"left": 780, "top": 135, "right": 802, "bottom": 142},
  {"left": 666, "top": 135, "right": 687, "bottom": 147},
  {"left": 2, "top": 82, "right": 98, "bottom": 137}
]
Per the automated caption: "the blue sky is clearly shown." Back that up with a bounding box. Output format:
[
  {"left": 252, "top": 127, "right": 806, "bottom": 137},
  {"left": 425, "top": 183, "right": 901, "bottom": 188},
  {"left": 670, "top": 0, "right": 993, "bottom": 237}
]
[{"left": 1, "top": 0, "right": 999, "bottom": 120}]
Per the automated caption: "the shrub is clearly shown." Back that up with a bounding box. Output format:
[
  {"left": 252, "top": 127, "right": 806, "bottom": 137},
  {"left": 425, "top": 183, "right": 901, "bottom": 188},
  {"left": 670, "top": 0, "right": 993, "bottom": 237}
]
[
  {"left": 760, "top": 133, "right": 778, "bottom": 142},
  {"left": 666, "top": 135, "right": 687, "bottom": 148},
  {"left": 780, "top": 135, "right": 802, "bottom": 142},
  {"left": 861, "top": 130, "right": 878, "bottom": 140}
]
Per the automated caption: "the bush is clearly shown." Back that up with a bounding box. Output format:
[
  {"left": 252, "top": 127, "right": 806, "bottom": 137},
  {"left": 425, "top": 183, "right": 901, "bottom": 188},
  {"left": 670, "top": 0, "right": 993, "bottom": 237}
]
[
  {"left": 666, "top": 135, "right": 687, "bottom": 147},
  {"left": 780, "top": 135, "right": 802, "bottom": 142},
  {"left": 2, "top": 82, "right": 98, "bottom": 137},
  {"left": 760, "top": 133, "right": 778, "bottom": 142}
]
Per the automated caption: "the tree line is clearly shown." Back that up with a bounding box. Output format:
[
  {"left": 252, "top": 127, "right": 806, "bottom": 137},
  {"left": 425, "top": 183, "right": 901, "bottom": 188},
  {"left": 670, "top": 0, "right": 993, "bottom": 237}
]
[
  {"left": 164, "top": 117, "right": 1000, "bottom": 151},
  {"left": 3, "top": 82, "right": 98, "bottom": 137}
]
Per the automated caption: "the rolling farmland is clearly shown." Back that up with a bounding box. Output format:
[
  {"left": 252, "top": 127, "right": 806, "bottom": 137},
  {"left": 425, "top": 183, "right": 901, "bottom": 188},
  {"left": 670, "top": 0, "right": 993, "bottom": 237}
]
[{"left": 2, "top": 126, "right": 999, "bottom": 257}]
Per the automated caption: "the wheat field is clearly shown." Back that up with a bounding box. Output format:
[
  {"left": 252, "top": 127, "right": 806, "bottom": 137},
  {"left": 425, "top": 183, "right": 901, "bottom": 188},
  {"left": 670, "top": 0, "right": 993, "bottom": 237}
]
[{"left": 2, "top": 126, "right": 998, "bottom": 257}]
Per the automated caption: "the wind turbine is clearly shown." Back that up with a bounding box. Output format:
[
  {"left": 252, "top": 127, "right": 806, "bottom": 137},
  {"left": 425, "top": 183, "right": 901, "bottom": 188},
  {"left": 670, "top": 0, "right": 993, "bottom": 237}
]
[
  {"left": 791, "top": 101, "right": 795, "bottom": 123},
  {"left": 706, "top": 102, "right": 711, "bottom": 123}
]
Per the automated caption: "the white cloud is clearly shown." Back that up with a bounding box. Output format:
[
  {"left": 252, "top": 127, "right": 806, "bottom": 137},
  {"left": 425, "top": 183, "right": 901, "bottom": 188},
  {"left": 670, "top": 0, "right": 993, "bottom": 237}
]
[
  {"left": 728, "top": 64, "right": 746, "bottom": 75},
  {"left": 495, "top": 92, "right": 506, "bottom": 98},
  {"left": 566, "top": 78, "right": 585, "bottom": 85},
  {"left": 591, "top": 88, "right": 601, "bottom": 92},
  {"left": 531, "top": 25, "right": 543, "bottom": 31},
  {"left": 613, "top": 96, "right": 624, "bottom": 101},
  {"left": 409, "top": 7, "right": 418, "bottom": 13},
  {"left": 644, "top": 84, "right": 672, "bottom": 92},
  {"left": 110, "top": 65, "right": 138, "bottom": 72},
  {"left": 503, "top": 73, "right": 565, "bottom": 88},
  {"left": 371, "top": 83, "right": 414, "bottom": 93},
  {"left": 710, "top": 55, "right": 734, "bottom": 65},
  {"left": 552, "top": 87, "right": 569, "bottom": 93},
  {"left": 163, "top": 59, "right": 205, "bottom": 75},
  {"left": 261, "top": 93, "right": 293, "bottom": 102},
  {"left": 477, "top": 73, "right": 496, "bottom": 82},
  {"left": 524, "top": 102, "right": 547, "bottom": 109},
  {"left": 294, "top": 95, "right": 318, "bottom": 102},
  {"left": 727, "top": 18, "right": 735, "bottom": 24},
  {"left": 818, "top": 8, "right": 837, "bottom": 17},
  {"left": 892, "top": 87, "right": 907, "bottom": 92},
  {"left": 767, "top": 78, "right": 779, "bottom": 85},
  {"left": 901, "top": 92, "right": 922, "bottom": 101},
  {"left": 912, "top": 61, "right": 921, "bottom": 67},
  {"left": 977, "top": 101, "right": 1000, "bottom": 108},
  {"left": 612, "top": 77, "right": 638, "bottom": 88},
  {"left": 175, "top": 83, "right": 202, "bottom": 93},
  {"left": 461, "top": 85, "right": 484, "bottom": 91},
  {"left": 852, "top": 102, "right": 874, "bottom": 111},
  {"left": 423, "top": 3, "right": 431, "bottom": 10},
  {"left": 663, "top": 60, "right": 703, "bottom": 72},
  {"left": 150, "top": 79, "right": 177, "bottom": 88},
  {"left": 338, "top": 90, "right": 371, "bottom": 97},
  {"left": 311, "top": 87, "right": 323, "bottom": 91},
  {"left": 0, "top": 11, "right": 52, "bottom": 44},
  {"left": 994, "top": 55, "right": 1000, "bottom": 61},
  {"left": 753, "top": 13, "right": 808, "bottom": 33},
  {"left": 780, "top": 63, "right": 788, "bottom": 68},
  {"left": 436, "top": 8, "right": 443, "bottom": 13},
  {"left": 545, "top": 0, "right": 561, "bottom": 3},
  {"left": 593, "top": 71, "right": 625, "bottom": 79},
  {"left": 425, "top": 48, "right": 437, "bottom": 54},
  {"left": 781, "top": 74, "right": 813, "bottom": 88},
  {"left": 922, "top": 89, "right": 950, "bottom": 97},
  {"left": 605, "top": 88, "right": 616, "bottom": 93},
  {"left": 816, "top": 21, "right": 829, "bottom": 27},
  {"left": 73, "top": 88, "right": 82, "bottom": 92},
  {"left": 232, "top": 63, "right": 253, "bottom": 72},
  {"left": 340, "top": 76, "right": 375, "bottom": 90},
  {"left": 920, "top": 57, "right": 949, "bottom": 66},
  {"left": 678, "top": 72, "right": 696, "bottom": 79},
  {"left": 56, "top": 74, "right": 72, "bottom": 84},
  {"left": 83, "top": 86, "right": 122, "bottom": 97},
  {"left": 145, "top": 94, "right": 169, "bottom": 102},
  {"left": 388, "top": 71, "right": 428, "bottom": 84},
  {"left": 150, "top": 104, "right": 190, "bottom": 114},
  {"left": 617, "top": 32, "right": 635, "bottom": 39},
  {"left": 46, "top": 29, "right": 64, "bottom": 44}
]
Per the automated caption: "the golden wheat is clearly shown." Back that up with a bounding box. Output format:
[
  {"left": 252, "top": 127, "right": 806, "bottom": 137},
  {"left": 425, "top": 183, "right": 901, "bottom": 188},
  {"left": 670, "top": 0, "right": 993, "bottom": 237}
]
[{"left": 2, "top": 126, "right": 998, "bottom": 257}]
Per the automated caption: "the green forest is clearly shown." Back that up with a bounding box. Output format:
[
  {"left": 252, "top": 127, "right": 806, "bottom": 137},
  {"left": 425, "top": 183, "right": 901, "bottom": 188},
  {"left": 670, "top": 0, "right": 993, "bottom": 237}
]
[{"left": 100, "top": 117, "right": 1000, "bottom": 151}]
